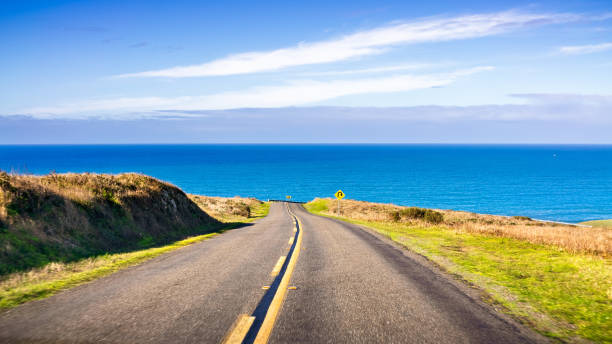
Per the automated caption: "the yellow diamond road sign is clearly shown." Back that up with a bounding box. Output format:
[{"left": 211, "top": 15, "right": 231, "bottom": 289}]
[{"left": 334, "top": 190, "right": 345, "bottom": 199}]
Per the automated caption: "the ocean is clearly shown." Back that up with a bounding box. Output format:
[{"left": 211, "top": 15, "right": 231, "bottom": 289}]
[{"left": 1, "top": 144, "right": 610, "bottom": 223}]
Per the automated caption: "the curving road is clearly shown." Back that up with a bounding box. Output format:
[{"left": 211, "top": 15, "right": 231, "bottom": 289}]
[{"left": 0, "top": 202, "right": 547, "bottom": 343}]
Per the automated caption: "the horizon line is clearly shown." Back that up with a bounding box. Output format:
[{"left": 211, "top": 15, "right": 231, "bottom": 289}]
[{"left": 1, "top": 143, "right": 612, "bottom": 146}]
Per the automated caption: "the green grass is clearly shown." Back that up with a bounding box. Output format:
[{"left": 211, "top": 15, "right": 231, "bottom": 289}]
[
  {"left": 0, "top": 202, "right": 270, "bottom": 311},
  {"left": 305, "top": 198, "right": 329, "bottom": 213},
  {"left": 250, "top": 201, "right": 271, "bottom": 218},
  {"left": 581, "top": 219, "right": 612, "bottom": 228},
  {"left": 305, "top": 200, "right": 612, "bottom": 343},
  {"left": 0, "top": 232, "right": 217, "bottom": 310},
  {"left": 1, "top": 172, "right": 236, "bottom": 275}
]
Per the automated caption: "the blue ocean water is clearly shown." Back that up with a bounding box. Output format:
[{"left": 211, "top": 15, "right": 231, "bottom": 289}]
[{"left": 1, "top": 144, "right": 611, "bottom": 223}]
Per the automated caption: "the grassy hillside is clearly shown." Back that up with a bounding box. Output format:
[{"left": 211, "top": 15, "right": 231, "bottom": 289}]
[
  {"left": 309, "top": 198, "right": 610, "bottom": 256},
  {"left": 0, "top": 172, "right": 226, "bottom": 275},
  {"left": 305, "top": 198, "right": 612, "bottom": 343},
  {"left": 0, "top": 172, "right": 269, "bottom": 310}
]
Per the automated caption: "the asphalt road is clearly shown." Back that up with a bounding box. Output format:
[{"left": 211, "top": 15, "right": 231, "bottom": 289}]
[{"left": 0, "top": 202, "right": 547, "bottom": 344}]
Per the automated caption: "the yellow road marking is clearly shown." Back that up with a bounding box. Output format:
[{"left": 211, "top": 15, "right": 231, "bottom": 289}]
[
  {"left": 220, "top": 314, "right": 255, "bottom": 344},
  {"left": 288, "top": 286, "right": 297, "bottom": 290},
  {"left": 253, "top": 216, "right": 303, "bottom": 344},
  {"left": 288, "top": 236, "right": 294, "bottom": 245},
  {"left": 262, "top": 286, "right": 270, "bottom": 290},
  {"left": 270, "top": 256, "right": 286, "bottom": 277}
]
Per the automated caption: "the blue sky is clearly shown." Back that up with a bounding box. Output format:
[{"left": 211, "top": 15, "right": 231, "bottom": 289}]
[{"left": 1, "top": 0, "right": 611, "bottom": 143}]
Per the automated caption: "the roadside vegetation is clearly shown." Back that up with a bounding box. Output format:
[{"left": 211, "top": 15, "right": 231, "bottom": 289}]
[
  {"left": 581, "top": 219, "right": 612, "bottom": 228},
  {"left": 305, "top": 198, "right": 611, "bottom": 343},
  {"left": 0, "top": 172, "right": 268, "bottom": 310},
  {"left": 188, "top": 194, "right": 270, "bottom": 222}
]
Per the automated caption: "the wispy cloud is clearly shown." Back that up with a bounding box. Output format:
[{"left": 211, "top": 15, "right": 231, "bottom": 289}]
[
  {"left": 6, "top": 93, "right": 612, "bottom": 145},
  {"left": 299, "top": 63, "right": 439, "bottom": 76},
  {"left": 181, "top": 93, "right": 611, "bottom": 123},
  {"left": 19, "top": 67, "right": 492, "bottom": 119},
  {"left": 115, "top": 11, "right": 578, "bottom": 78},
  {"left": 559, "top": 42, "right": 612, "bottom": 55}
]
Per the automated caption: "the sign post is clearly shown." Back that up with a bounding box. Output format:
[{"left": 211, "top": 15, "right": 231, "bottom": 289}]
[{"left": 334, "top": 190, "right": 345, "bottom": 216}]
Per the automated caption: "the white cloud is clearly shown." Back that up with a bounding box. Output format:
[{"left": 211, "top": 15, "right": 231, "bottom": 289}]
[
  {"left": 11, "top": 92, "right": 612, "bottom": 130},
  {"left": 22, "top": 67, "right": 493, "bottom": 119},
  {"left": 299, "top": 63, "right": 438, "bottom": 76},
  {"left": 116, "top": 11, "right": 577, "bottom": 78},
  {"left": 176, "top": 93, "right": 612, "bottom": 123},
  {"left": 559, "top": 42, "right": 612, "bottom": 55}
]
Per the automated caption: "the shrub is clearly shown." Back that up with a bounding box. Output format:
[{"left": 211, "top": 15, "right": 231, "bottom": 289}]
[
  {"left": 400, "top": 207, "right": 427, "bottom": 219},
  {"left": 232, "top": 204, "right": 250, "bottom": 218},
  {"left": 513, "top": 216, "right": 532, "bottom": 221},
  {"left": 424, "top": 210, "right": 444, "bottom": 224},
  {"left": 392, "top": 206, "right": 444, "bottom": 224},
  {"left": 390, "top": 211, "right": 401, "bottom": 222},
  {"left": 137, "top": 235, "right": 155, "bottom": 248}
]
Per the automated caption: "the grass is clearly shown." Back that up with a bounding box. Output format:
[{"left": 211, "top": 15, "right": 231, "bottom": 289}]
[
  {"left": 309, "top": 198, "right": 611, "bottom": 256},
  {"left": 0, "top": 184, "right": 270, "bottom": 311},
  {"left": 305, "top": 198, "right": 612, "bottom": 343},
  {"left": 251, "top": 201, "right": 271, "bottom": 218},
  {"left": 188, "top": 194, "right": 270, "bottom": 223},
  {"left": 0, "top": 172, "right": 226, "bottom": 274},
  {"left": 0, "top": 232, "right": 218, "bottom": 310},
  {"left": 581, "top": 219, "right": 612, "bottom": 228}
]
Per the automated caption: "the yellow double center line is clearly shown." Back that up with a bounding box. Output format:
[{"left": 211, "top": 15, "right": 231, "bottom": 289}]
[{"left": 221, "top": 203, "right": 303, "bottom": 344}]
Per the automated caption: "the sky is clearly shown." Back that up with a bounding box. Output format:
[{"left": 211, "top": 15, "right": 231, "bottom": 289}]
[{"left": 1, "top": 0, "right": 611, "bottom": 143}]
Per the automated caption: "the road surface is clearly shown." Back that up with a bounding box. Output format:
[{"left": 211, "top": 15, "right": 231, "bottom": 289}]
[{"left": 0, "top": 202, "right": 546, "bottom": 343}]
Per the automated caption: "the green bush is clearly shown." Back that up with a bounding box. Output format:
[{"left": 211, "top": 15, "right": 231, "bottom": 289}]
[
  {"left": 138, "top": 235, "right": 155, "bottom": 248},
  {"left": 390, "top": 211, "right": 401, "bottom": 222},
  {"left": 232, "top": 204, "right": 251, "bottom": 217},
  {"left": 396, "top": 207, "right": 444, "bottom": 224},
  {"left": 400, "top": 207, "right": 426, "bottom": 219},
  {"left": 424, "top": 210, "right": 444, "bottom": 224}
]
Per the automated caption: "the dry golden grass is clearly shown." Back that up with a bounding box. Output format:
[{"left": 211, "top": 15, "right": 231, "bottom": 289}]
[
  {"left": 1, "top": 172, "right": 172, "bottom": 220},
  {"left": 319, "top": 198, "right": 612, "bottom": 256},
  {"left": 0, "top": 171, "right": 221, "bottom": 275},
  {"left": 188, "top": 194, "right": 264, "bottom": 222}
]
